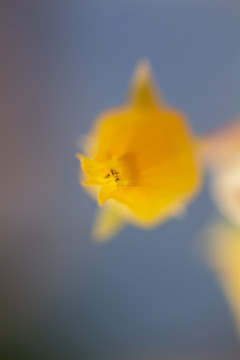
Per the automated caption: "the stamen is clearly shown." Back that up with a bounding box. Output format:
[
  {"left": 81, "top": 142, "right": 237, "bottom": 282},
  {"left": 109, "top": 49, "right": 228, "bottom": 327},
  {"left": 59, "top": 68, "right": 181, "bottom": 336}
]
[{"left": 105, "top": 169, "right": 120, "bottom": 183}]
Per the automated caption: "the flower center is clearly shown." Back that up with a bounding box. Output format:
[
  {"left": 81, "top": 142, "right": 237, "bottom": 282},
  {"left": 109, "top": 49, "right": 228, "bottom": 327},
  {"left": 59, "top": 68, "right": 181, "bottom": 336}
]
[
  {"left": 104, "top": 168, "right": 120, "bottom": 183},
  {"left": 100, "top": 153, "right": 137, "bottom": 187}
]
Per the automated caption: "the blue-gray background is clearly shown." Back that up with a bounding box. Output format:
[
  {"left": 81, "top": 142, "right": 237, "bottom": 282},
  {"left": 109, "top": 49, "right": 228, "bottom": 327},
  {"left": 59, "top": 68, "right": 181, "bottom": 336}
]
[{"left": 1, "top": 1, "right": 240, "bottom": 359}]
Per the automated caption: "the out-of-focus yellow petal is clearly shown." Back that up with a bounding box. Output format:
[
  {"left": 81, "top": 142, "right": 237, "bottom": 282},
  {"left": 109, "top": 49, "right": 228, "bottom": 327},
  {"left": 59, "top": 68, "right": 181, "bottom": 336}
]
[
  {"left": 77, "top": 155, "right": 103, "bottom": 178},
  {"left": 128, "top": 60, "right": 162, "bottom": 108},
  {"left": 207, "top": 223, "right": 240, "bottom": 337},
  {"left": 96, "top": 108, "right": 198, "bottom": 172},
  {"left": 92, "top": 201, "right": 126, "bottom": 241},
  {"left": 108, "top": 185, "right": 191, "bottom": 223}
]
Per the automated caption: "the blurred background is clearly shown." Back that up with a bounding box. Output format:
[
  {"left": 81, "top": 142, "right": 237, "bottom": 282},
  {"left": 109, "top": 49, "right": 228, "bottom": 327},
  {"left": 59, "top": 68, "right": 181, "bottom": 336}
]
[{"left": 1, "top": 1, "right": 240, "bottom": 359}]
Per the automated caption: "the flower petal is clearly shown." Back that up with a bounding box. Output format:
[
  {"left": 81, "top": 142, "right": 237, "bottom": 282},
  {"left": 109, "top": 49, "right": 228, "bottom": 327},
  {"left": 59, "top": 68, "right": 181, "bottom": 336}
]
[
  {"left": 108, "top": 185, "right": 190, "bottom": 222},
  {"left": 128, "top": 60, "right": 162, "bottom": 108},
  {"left": 92, "top": 201, "right": 126, "bottom": 241},
  {"left": 98, "top": 182, "right": 117, "bottom": 205},
  {"left": 207, "top": 222, "right": 240, "bottom": 337}
]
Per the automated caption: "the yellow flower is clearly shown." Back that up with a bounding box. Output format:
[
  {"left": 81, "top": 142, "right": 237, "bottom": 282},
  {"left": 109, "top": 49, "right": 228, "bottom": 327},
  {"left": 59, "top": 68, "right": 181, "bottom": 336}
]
[
  {"left": 76, "top": 61, "right": 202, "bottom": 240},
  {"left": 207, "top": 223, "right": 240, "bottom": 338}
]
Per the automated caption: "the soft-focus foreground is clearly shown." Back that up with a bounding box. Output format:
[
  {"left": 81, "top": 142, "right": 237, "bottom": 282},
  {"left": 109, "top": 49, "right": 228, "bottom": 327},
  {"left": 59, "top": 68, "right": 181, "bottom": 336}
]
[
  {"left": 207, "top": 223, "right": 240, "bottom": 338},
  {"left": 205, "top": 120, "right": 240, "bottom": 342},
  {"left": 76, "top": 62, "right": 202, "bottom": 240},
  {"left": 204, "top": 120, "right": 240, "bottom": 227}
]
